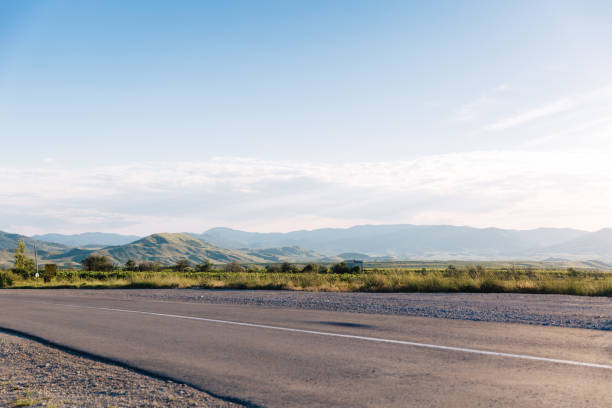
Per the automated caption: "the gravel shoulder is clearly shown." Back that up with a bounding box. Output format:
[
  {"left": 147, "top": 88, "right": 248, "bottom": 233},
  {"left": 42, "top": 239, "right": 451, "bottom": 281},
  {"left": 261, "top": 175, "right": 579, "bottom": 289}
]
[
  {"left": 2, "top": 289, "right": 611, "bottom": 330},
  {"left": 0, "top": 330, "right": 242, "bottom": 408},
  {"left": 94, "top": 289, "right": 612, "bottom": 330}
]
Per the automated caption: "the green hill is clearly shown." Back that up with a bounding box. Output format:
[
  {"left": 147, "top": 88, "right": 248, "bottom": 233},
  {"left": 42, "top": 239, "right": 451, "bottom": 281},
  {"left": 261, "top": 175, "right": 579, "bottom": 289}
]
[
  {"left": 46, "top": 233, "right": 328, "bottom": 266},
  {"left": 0, "top": 231, "right": 69, "bottom": 267}
]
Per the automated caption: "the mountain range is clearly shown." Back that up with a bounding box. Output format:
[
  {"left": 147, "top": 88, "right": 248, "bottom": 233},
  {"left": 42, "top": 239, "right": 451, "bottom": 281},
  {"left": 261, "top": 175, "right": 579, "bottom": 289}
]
[
  {"left": 1, "top": 224, "right": 611, "bottom": 267},
  {"left": 195, "top": 225, "right": 595, "bottom": 259},
  {"left": 0, "top": 231, "right": 332, "bottom": 267}
]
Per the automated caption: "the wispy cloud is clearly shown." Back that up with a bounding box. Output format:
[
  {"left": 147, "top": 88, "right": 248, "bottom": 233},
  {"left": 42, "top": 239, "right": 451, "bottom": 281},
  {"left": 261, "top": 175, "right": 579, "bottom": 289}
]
[
  {"left": 484, "top": 97, "right": 573, "bottom": 131},
  {"left": 2, "top": 152, "right": 612, "bottom": 235},
  {"left": 484, "top": 84, "right": 612, "bottom": 132}
]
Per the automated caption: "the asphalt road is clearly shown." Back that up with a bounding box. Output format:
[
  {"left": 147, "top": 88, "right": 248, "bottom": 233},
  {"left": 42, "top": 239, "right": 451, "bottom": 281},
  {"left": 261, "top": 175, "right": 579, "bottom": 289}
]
[{"left": 0, "top": 290, "right": 611, "bottom": 407}]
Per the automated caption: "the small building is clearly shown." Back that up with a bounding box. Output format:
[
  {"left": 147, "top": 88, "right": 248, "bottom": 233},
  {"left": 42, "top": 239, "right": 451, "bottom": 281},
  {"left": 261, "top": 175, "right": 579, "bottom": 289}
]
[{"left": 345, "top": 259, "right": 364, "bottom": 272}]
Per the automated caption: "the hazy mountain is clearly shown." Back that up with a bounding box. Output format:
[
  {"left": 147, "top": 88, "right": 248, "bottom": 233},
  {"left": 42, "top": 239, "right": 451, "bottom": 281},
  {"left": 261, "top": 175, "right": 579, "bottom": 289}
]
[
  {"left": 535, "top": 228, "right": 612, "bottom": 259},
  {"left": 240, "top": 246, "right": 329, "bottom": 263},
  {"left": 337, "top": 252, "right": 397, "bottom": 262},
  {"left": 337, "top": 252, "right": 373, "bottom": 261},
  {"left": 196, "top": 225, "right": 591, "bottom": 259},
  {"left": 515, "top": 228, "right": 589, "bottom": 247},
  {"left": 33, "top": 232, "right": 141, "bottom": 248}
]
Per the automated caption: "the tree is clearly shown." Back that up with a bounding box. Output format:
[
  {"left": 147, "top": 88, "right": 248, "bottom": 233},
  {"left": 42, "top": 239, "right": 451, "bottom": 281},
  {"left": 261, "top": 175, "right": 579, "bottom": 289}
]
[
  {"left": 124, "top": 259, "right": 137, "bottom": 271},
  {"left": 195, "top": 260, "right": 212, "bottom": 272},
  {"left": 265, "top": 264, "right": 281, "bottom": 273},
  {"left": 81, "top": 255, "right": 113, "bottom": 271},
  {"left": 174, "top": 259, "right": 190, "bottom": 272},
  {"left": 223, "top": 261, "right": 245, "bottom": 272},
  {"left": 302, "top": 263, "right": 325, "bottom": 273},
  {"left": 302, "top": 263, "right": 315, "bottom": 273},
  {"left": 331, "top": 262, "right": 350, "bottom": 274},
  {"left": 14, "top": 239, "right": 27, "bottom": 269},
  {"left": 13, "top": 239, "right": 34, "bottom": 278},
  {"left": 280, "top": 262, "right": 298, "bottom": 273}
]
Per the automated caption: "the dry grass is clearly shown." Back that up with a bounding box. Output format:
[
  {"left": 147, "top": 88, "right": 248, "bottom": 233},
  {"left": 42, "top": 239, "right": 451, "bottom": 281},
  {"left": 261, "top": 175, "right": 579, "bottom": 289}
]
[{"left": 2, "top": 268, "right": 612, "bottom": 296}]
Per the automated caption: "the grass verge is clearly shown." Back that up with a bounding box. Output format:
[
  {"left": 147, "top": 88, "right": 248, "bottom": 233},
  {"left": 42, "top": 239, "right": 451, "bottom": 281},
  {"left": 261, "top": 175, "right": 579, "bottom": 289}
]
[{"left": 1, "top": 268, "right": 611, "bottom": 296}]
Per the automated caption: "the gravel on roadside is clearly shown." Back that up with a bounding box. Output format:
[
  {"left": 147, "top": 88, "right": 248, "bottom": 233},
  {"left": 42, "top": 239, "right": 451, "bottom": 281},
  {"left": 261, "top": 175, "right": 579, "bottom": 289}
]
[
  {"left": 116, "top": 289, "right": 612, "bottom": 330},
  {"left": 0, "top": 331, "right": 242, "bottom": 408}
]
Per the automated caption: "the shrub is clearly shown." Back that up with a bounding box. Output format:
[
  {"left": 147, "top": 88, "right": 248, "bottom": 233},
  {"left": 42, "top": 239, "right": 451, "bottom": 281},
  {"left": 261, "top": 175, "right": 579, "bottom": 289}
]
[
  {"left": 124, "top": 259, "right": 138, "bottom": 271},
  {"left": 302, "top": 263, "right": 318, "bottom": 273},
  {"left": 467, "top": 265, "right": 484, "bottom": 279},
  {"left": 195, "top": 260, "right": 212, "bottom": 272},
  {"left": 14, "top": 259, "right": 35, "bottom": 279},
  {"left": 138, "top": 261, "right": 160, "bottom": 272},
  {"left": 265, "top": 264, "right": 282, "bottom": 273},
  {"left": 224, "top": 261, "right": 245, "bottom": 272},
  {"left": 302, "top": 263, "right": 330, "bottom": 274},
  {"left": 81, "top": 255, "right": 114, "bottom": 271},
  {"left": 0, "top": 271, "right": 17, "bottom": 288}
]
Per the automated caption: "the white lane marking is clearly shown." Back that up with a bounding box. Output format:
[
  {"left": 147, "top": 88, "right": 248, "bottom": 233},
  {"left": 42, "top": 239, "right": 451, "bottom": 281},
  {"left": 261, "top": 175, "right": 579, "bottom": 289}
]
[{"left": 26, "top": 301, "right": 612, "bottom": 371}]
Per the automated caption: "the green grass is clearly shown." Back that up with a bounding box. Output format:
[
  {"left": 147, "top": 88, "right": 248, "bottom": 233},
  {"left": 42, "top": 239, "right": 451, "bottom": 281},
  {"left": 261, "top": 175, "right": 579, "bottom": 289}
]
[
  {"left": 10, "top": 398, "right": 42, "bottom": 407},
  {"left": 1, "top": 267, "right": 612, "bottom": 296}
]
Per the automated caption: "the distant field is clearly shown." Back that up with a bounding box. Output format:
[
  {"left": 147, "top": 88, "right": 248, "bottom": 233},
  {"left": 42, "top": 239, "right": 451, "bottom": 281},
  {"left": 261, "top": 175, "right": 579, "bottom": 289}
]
[
  {"left": 1, "top": 266, "right": 611, "bottom": 296},
  {"left": 361, "top": 259, "right": 612, "bottom": 270}
]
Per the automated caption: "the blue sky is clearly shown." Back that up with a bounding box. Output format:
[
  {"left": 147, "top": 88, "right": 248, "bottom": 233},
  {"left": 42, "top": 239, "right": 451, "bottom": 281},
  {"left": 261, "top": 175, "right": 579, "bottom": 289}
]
[{"left": 2, "top": 1, "right": 612, "bottom": 234}]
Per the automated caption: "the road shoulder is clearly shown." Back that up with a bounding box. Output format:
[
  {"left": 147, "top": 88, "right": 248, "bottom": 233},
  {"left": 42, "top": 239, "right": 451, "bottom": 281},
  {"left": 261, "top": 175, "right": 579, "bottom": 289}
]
[{"left": 0, "top": 330, "right": 242, "bottom": 408}]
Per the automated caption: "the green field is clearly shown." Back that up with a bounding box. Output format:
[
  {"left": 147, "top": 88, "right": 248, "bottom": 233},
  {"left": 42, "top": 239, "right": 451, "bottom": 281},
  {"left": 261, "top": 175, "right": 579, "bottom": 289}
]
[{"left": 1, "top": 266, "right": 611, "bottom": 296}]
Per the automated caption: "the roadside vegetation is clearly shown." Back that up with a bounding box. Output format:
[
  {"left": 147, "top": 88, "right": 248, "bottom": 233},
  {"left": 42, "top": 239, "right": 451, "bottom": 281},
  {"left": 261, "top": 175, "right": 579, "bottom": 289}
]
[{"left": 1, "top": 252, "right": 611, "bottom": 296}]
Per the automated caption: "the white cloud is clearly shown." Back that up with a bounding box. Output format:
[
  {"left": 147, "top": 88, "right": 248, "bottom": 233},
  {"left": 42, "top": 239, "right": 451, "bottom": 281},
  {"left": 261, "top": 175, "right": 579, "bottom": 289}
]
[{"left": 2, "top": 152, "right": 612, "bottom": 235}]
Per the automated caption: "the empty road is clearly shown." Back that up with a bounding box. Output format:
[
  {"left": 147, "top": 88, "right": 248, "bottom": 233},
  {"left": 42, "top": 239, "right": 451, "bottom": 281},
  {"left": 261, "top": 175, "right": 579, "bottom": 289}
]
[{"left": 0, "top": 289, "right": 611, "bottom": 407}]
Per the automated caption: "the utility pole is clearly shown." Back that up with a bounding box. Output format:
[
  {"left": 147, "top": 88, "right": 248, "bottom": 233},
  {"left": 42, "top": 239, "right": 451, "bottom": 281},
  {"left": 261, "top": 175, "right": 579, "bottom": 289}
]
[{"left": 34, "top": 241, "right": 39, "bottom": 278}]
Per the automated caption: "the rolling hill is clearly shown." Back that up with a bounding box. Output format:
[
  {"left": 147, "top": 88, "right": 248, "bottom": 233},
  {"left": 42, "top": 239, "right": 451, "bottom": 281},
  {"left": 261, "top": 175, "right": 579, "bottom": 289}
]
[
  {"left": 0, "top": 231, "right": 69, "bottom": 267},
  {"left": 45, "top": 233, "right": 330, "bottom": 266}
]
